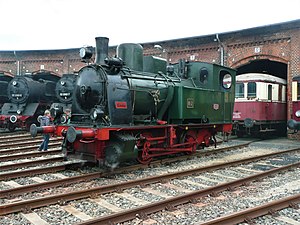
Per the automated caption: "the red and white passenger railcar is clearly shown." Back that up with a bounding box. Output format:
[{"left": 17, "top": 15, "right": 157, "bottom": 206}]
[
  {"left": 233, "top": 73, "right": 287, "bottom": 137},
  {"left": 287, "top": 76, "right": 300, "bottom": 130},
  {"left": 291, "top": 76, "right": 300, "bottom": 121}
]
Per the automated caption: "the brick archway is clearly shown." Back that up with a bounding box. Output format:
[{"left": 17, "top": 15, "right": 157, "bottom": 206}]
[
  {"left": 229, "top": 54, "right": 293, "bottom": 122},
  {"left": 229, "top": 54, "right": 288, "bottom": 69}
]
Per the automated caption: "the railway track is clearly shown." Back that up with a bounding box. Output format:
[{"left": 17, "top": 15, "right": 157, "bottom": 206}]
[
  {"left": 77, "top": 163, "right": 300, "bottom": 225},
  {"left": 0, "top": 141, "right": 252, "bottom": 195},
  {"left": 0, "top": 132, "right": 30, "bottom": 140},
  {"left": 0, "top": 137, "right": 62, "bottom": 151},
  {"left": 1, "top": 137, "right": 300, "bottom": 224},
  {"left": 0, "top": 132, "right": 84, "bottom": 184},
  {"left": 1, "top": 147, "right": 300, "bottom": 215},
  {"left": 0, "top": 130, "right": 26, "bottom": 136}
]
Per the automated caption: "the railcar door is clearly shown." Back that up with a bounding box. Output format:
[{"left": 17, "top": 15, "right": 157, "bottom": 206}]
[{"left": 266, "top": 84, "right": 272, "bottom": 121}]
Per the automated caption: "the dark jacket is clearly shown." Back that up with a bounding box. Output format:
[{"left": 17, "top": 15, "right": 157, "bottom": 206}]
[{"left": 40, "top": 116, "right": 50, "bottom": 126}]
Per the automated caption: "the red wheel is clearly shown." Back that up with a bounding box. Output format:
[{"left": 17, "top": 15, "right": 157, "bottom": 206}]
[
  {"left": 8, "top": 123, "right": 16, "bottom": 132},
  {"left": 137, "top": 141, "right": 152, "bottom": 164},
  {"left": 137, "top": 152, "right": 152, "bottom": 164},
  {"left": 180, "top": 130, "right": 198, "bottom": 152},
  {"left": 197, "top": 130, "right": 212, "bottom": 147}
]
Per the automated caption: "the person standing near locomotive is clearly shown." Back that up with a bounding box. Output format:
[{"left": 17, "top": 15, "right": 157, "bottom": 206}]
[
  {"left": 38, "top": 110, "right": 51, "bottom": 151},
  {"left": 64, "top": 108, "right": 71, "bottom": 124}
]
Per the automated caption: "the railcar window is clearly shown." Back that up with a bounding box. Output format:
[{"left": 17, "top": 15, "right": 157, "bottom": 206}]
[
  {"left": 297, "top": 83, "right": 300, "bottom": 100},
  {"left": 199, "top": 67, "right": 208, "bottom": 84},
  {"left": 268, "top": 84, "right": 272, "bottom": 100},
  {"left": 279, "top": 84, "right": 282, "bottom": 101},
  {"left": 247, "top": 82, "right": 256, "bottom": 98},
  {"left": 235, "top": 83, "right": 244, "bottom": 98}
]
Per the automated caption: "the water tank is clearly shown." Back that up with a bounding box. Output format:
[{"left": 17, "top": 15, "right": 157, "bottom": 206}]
[{"left": 117, "top": 43, "right": 143, "bottom": 71}]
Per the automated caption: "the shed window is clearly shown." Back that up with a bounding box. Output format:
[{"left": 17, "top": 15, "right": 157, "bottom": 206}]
[{"left": 247, "top": 82, "right": 256, "bottom": 98}]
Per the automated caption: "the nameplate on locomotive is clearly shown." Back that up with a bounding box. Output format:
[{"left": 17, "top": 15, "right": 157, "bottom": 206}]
[{"left": 115, "top": 101, "right": 127, "bottom": 109}]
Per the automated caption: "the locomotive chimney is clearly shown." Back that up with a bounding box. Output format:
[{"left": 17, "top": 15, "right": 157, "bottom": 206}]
[{"left": 95, "top": 37, "right": 109, "bottom": 64}]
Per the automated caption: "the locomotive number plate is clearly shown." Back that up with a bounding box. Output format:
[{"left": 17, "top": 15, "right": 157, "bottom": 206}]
[
  {"left": 12, "top": 94, "right": 23, "bottom": 97},
  {"left": 187, "top": 98, "right": 194, "bottom": 108},
  {"left": 60, "top": 92, "right": 71, "bottom": 96}
]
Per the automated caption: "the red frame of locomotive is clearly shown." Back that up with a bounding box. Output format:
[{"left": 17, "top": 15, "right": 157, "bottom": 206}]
[
  {"left": 0, "top": 115, "right": 31, "bottom": 130},
  {"left": 39, "top": 122, "right": 232, "bottom": 164}
]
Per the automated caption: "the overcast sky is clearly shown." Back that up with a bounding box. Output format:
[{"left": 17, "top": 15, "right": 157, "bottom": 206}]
[{"left": 0, "top": 0, "right": 299, "bottom": 51}]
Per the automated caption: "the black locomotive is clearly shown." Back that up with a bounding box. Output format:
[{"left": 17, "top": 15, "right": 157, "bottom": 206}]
[
  {"left": 50, "top": 73, "right": 77, "bottom": 124},
  {"left": 0, "top": 71, "right": 14, "bottom": 108},
  {"left": 0, "top": 71, "right": 60, "bottom": 131},
  {"left": 31, "top": 37, "right": 236, "bottom": 168}
]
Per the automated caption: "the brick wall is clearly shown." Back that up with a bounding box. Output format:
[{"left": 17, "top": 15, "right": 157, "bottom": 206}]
[{"left": 0, "top": 49, "right": 86, "bottom": 75}]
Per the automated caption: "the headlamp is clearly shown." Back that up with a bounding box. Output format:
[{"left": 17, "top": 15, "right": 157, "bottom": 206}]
[
  {"left": 90, "top": 108, "right": 104, "bottom": 121},
  {"left": 80, "top": 47, "right": 93, "bottom": 60},
  {"left": 10, "top": 115, "right": 17, "bottom": 123}
]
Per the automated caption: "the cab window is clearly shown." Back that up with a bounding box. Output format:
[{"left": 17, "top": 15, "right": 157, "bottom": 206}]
[
  {"left": 220, "top": 70, "right": 232, "bottom": 89},
  {"left": 199, "top": 67, "right": 208, "bottom": 84}
]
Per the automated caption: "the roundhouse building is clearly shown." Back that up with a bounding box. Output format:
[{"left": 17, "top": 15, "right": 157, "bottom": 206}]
[{"left": 0, "top": 19, "right": 299, "bottom": 138}]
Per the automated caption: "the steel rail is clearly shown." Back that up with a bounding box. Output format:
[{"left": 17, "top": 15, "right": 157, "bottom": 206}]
[
  {"left": 0, "top": 132, "right": 28, "bottom": 139},
  {"left": 0, "top": 172, "right": 103, "bottom": 198},
  {"left": 0, "top": 164, "right": 69, "bottom": 181},
  {"left": 0, "top": 156, "right": 64, "bottom": 171},
  {"left": 0, "top": 149, "right": 61, "bottom": 162},
  {"left": 0, "top": 136, "right": 43, "bottom": 144},
  {"left": 0, "top": 138, "right": 62, "bottom": 149},
  {"left": 0, "top": 142, "right": 61, "bottom": 155}
]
